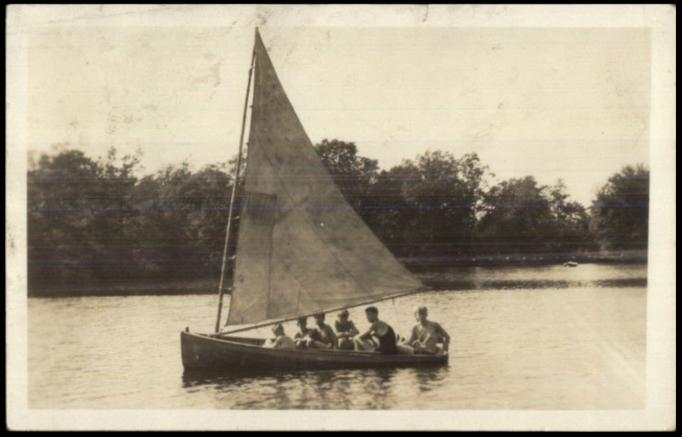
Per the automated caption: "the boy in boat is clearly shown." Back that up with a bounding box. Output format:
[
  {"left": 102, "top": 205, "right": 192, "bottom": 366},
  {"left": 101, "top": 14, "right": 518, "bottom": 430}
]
[
  {"left": 263, "top": 323, "right": 295, "bottom": 349},
  {"left": 398, "top": 306, "right": 450, "bottom": 355},
  {"left": 293, "top": 316, "right": 312, "bottom": 349},
  {"left": 335, "top": 310, "right": 359, "bottom": 350},
  {"left": 307, "top": 313, "right": 337, "bottom": 349},
  {"left": 353, "top": 306, "right": 398, "bottom": 354}
]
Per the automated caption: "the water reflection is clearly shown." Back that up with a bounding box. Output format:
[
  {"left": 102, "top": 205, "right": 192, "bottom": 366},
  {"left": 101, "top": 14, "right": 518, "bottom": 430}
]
[
  {"left": 413, "top": 366, "right": 449, "bottom": 393},
  {"left": 182, "top": 366, "right": 418, "bottom": 409},
  {"left": 28, "top": 264, "right": 647, "bottom": 409}
]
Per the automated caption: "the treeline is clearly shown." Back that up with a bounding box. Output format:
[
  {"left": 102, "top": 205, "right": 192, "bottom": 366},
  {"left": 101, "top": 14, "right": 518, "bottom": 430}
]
[{"left": 27, "top": 140, "right": 649, "bottom": 293}]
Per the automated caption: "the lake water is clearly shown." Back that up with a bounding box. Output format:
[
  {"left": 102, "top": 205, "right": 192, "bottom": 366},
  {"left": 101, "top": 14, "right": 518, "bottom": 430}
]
[{"left": 28, "top": 264, "right": 646, "bottom": 409}]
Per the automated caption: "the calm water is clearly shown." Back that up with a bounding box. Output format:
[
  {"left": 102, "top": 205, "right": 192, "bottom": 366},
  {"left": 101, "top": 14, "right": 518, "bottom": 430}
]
[{"left": 28, "top": 264, "right": 646, "bottom": 409}]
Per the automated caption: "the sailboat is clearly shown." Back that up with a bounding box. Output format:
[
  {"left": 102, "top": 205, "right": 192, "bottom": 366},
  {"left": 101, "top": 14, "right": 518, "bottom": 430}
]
[{"left": 181, "top": 29, "right": 448, "bottom": 371}]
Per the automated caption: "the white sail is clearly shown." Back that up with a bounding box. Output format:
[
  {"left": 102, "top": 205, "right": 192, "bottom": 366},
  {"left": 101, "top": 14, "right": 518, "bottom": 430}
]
[{"left": 225, "top": 30, "right": 424, "bottom": 326}]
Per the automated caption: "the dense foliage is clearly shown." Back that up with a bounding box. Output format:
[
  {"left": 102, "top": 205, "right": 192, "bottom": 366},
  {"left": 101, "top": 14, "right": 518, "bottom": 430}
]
[
  {"left": 27, "top": 142, "right": 648, "bottom": 293},
  {"left": 590, "top": 165, "right": 649, "bottom": 249}
]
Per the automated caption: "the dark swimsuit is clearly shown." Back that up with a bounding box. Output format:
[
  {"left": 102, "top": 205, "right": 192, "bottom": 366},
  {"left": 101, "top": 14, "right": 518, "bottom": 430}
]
[
  {"left": 310, "top": 324, "right": 335, "bottom": 347},
  {"left": 335, "top": 320, "right": 354, "bottom": 333},
  {"left": 375, "top": 325, "right": 397, "bottom": 354}
]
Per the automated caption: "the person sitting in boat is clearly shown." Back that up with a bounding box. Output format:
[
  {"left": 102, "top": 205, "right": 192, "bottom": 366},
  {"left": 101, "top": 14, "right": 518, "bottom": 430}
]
[
  {"left": 334, "top": 310, "right": 359, "bottom": 350},
  {"left": 293, "top": 316, "right": 313, "bottom": 348},
  {"left": 353, "top": 306, "right": 398, "bottom": 354},
  {"left": 306, "top": 313, "right": 337, "bottom": 349},
  {"left": 398, "top": 306, "right": 450, "bottom": 355},
  {"left": 263, "top": 323, "right": 295, "bottom": 349}
]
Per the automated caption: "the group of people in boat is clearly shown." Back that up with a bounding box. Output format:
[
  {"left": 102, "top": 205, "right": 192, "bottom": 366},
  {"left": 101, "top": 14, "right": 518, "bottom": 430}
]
[{"left": 263, "top": 305, "right": 450, "bottom": 355}]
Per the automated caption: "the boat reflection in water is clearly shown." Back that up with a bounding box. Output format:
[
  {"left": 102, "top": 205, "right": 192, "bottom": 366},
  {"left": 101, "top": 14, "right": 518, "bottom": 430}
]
[{"left": 181, "top": 366, "right": 451, "bottom": 409}]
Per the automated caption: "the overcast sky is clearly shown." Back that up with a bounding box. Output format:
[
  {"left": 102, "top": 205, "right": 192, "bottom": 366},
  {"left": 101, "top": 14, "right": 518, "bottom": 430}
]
[{"left": 27, "top": 26, "right": 650, "bottom": 205}]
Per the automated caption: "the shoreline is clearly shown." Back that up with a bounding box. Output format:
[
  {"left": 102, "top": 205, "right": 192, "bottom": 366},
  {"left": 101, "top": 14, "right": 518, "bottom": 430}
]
[
  {"left": 399, "top": 249, "right": 647, "bottom": 271},
  {"left": 28, "top": 250, "right": 647, "bottom": 298}
]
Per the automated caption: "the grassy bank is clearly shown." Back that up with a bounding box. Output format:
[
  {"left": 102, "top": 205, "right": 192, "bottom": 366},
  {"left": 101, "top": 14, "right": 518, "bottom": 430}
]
[{"left": 28, "top": 249, "right": 647, "bottom": 298}]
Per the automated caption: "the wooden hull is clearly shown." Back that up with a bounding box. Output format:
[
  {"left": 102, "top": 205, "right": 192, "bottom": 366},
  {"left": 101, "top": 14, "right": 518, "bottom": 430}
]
[{"left": 181, "top": 331, "right": 448, "bottom": 372}]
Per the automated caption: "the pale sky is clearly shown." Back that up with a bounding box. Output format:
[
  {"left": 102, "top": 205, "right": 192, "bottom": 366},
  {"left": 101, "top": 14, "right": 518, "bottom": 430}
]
[{"left": 27, "top": 26, "right": 650, "bottom": 205}]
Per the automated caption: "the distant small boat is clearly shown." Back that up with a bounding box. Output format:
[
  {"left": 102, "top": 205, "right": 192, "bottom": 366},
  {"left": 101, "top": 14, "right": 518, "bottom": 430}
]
[
  {"left": 180, "top": 28, "right": 445, "bottom": 372},
  {"left": 564, "top": 261, "right": 579, "bottom": 267}
]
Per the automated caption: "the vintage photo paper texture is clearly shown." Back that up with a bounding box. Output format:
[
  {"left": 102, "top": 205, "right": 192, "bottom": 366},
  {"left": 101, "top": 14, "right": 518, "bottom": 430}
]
[{"left": 6, "top": 4, "right": 676, "bottom": 431}]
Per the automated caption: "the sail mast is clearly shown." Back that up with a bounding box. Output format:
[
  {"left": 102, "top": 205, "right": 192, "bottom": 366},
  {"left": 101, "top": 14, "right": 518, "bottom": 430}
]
[{"left": 213, "top": 32, "right": 257, "bottom": 333}]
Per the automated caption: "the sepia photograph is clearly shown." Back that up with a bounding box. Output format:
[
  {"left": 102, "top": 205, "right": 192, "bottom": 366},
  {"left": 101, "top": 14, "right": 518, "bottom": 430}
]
[{"left": 6, "top": 4, "right": 676, "bottom": 431}]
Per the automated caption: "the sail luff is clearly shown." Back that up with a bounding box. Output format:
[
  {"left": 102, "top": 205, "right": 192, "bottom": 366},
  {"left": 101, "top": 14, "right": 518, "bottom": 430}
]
[
  {"left": 213, "top": 40, "right": 256, "bottom": 332},
  {"left": 225, "top": 29, "right": 424, "bottom": 327}
]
